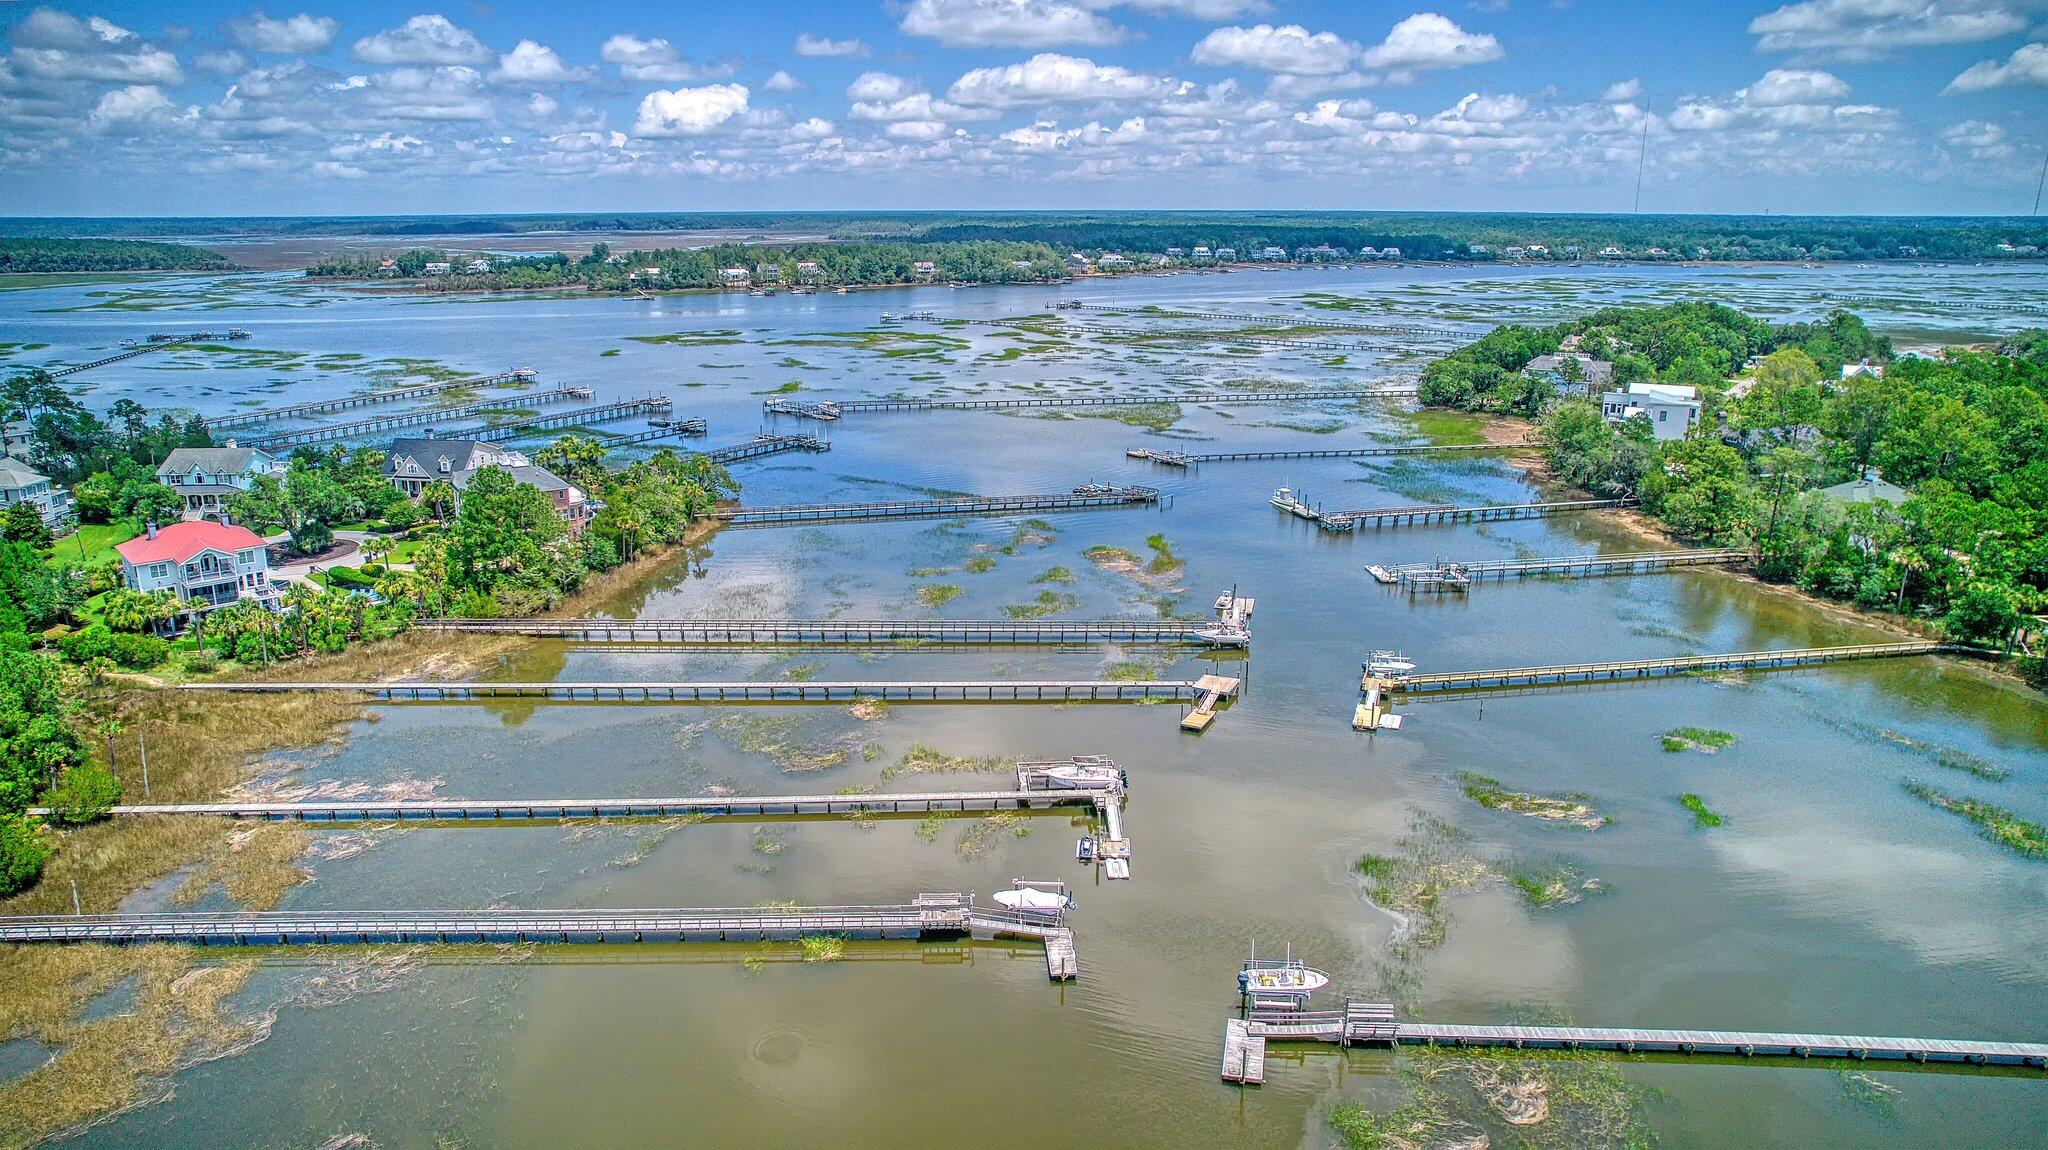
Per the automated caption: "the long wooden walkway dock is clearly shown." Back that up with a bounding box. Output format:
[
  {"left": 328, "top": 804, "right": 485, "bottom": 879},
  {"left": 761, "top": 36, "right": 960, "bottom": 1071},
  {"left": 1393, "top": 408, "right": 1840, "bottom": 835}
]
[
  {"left": 0, "top": 895, "right": 1079, "bottom": 980},
  {"left": 1371, "top": 547, "right": 1751, "bottom": 589},
  {"left": 695, "top": 433, "right": 830, "bottom": 465},
  {"left": 596, "top": 420, "right": 709, "bottom": 449},
  {"left": 1130, "top": 441, "right": 1541, "bottom": 468},
  {"left": 251, "top": 387, "right": 592, "bottom": 449},
  {"left": 1381, "top": 641, "right": 1948, "bottom": 694},
  {"left": 716, "top": 485, "right": 1159, "bottom": 526},
  {"left": 763, "top": 388, "right": 1411, "bottom": 422},
  {"left": 178, "top": 678, "right": 1217, "bottom": 703},
  {"left": 202, "top": 370, "right": 538, "bottom": 431},
  {"left": 413, "top": 615, "right": 1243, "bottom": 647},
  {"left": 1311, "top": 496, "right": 1636, "bottom": 532},
  {"left": 455, "top": 397, "right": 671, "bottom": 443},
  {"left": 1221, "top": 1004, "right": 2048, "bottom": 1083},
  {"left": 48, "top": 342, "right": 173, "bottom": 378}
]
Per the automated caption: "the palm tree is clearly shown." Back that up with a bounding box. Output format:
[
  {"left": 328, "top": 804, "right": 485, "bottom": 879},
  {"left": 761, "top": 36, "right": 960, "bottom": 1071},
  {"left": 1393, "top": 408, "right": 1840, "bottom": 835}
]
[
  {"left": 421, "top": 479, "right": 458, "bottom": 522},
  {"left": 359, "top": 536, "right": 396, "bottom": 566}
]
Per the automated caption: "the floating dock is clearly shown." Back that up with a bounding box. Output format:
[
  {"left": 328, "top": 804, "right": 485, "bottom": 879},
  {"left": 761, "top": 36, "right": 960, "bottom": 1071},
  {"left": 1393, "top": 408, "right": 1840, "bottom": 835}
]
[
  {"left": 1179, "top": 673, "right": 1243, "bottom": 733},
  {"left": 763, "top": 389, "right": 1412, "bottom": 422},
  {"left": 0, "top": 895, "right": 1078, "bottom": 980},
  {"left": 454, "top": 397, "right": 672, "bottom": 444},
  {"left": 716, "top": 485, "right": 1158, "bottom": 526},
  {"left": 1130, "top": 441, "right": 1542, "bottom": 467},
  {"left": 203, "top": 370, "right": 538, "bottom": 431},
  {"left": 413, "top": 614, "right": 1244, "bottom": 648},
  {"left": 178, "top": 678, "right": 1212, "bottom": 703},
  {"left": 1222, "top": 1003, "right": 2048, "bottom": 1083},
  {"left": 1370, "top": 547, "right": 1751, "bottom": 589},
  {"left": 1381, "top": 641, "right": 1949, "bottom": 695},
  {"left": 251, "top": 387, "right": 593, "bottom": 449},
  {"left": 1309, "top": 497, "right": 1637, "bottom": 532}
]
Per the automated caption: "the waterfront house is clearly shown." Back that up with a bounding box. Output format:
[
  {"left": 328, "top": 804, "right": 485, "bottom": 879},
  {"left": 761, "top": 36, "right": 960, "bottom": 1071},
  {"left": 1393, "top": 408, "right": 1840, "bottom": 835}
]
[
  {"left": 795, "top": 260, "right": 823, "bottom": 282},
  {"left": 450, "top": 463, "right": 591, "bottom": 529},
  {"left": 755, "top": 264, "right": 782, "bottom": 282},
  {"left": 1841, "top": 361, "right": 1885, "bottom": 380},
  {"left": 464, "top": 259, "right": 492, "bottom": 274},
  {"left": 1098, "top": 253, "right": 1133, "bottom": 269},
  {"left": 1599, "top": 246, "right": 1625, "bottom": 259},
  {"left": 1165, "top": 247, "right": 1186, "bottom": 259},
  {"left": 1526, "top": 352, "right": 1614, "bottom": 394},
  {"left": 1378, "top": 247, "right": 1401, "bottom": 260},
  {"left": 1190, "top": 246, "right": 1213, "bottom": 261},
  {"left": 2, "top": 419, "right": 34, "bottom": 459},
  {"left": 1506, "top": 246, "right": 1528, "bottom": 260},
  {"left": 913, "top": 261, "right": 938, "bottom": 280},
  {"left": 115, "top": 519, "right": 278, "bottom": 625},
  {"left": 0, "top": 456, "right": 71, "bottom": 527},
  {"left": 383, "top": 437, "right": 527, "bottom": 498},
  {"left": 1818, "top": 467, "right": 1909, "bottom": 508},
  {"left": 156, "top": 444, "right": 282, "bottom": 520},
  {"left": 1215, "top": 247, "right": 1238, "bottom": 262},
  {"left": 1601, "top": 382, "right": 1699, "bottom": 441},
  {"left": 717, "top": 267, "right": 751, "bottom": 287},
  {"left": 1256, "top": 246, "right": 1288, "bottom": 262},
  {"left": 423, "top": 262, "right": 452, "bottom": 276}
]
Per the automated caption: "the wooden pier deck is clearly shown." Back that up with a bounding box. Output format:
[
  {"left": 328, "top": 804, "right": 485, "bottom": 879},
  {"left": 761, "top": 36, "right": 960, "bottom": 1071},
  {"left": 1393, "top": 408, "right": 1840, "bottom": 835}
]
[
  {"left": 1130, "top": 441, "right": 1542, "bottom": 467},
  {"left": 178, "top": 678, "right": 1209, "bottom": 703},
  {"left": 1314, "top": 497, "right": 1636, "bottom": 532},
  {"left": 1373, "top": 547, "right": 1751, "bottom": 588},
  {"left": 48, "top": 343, "right": 169, "bottom": 378},
  {"left": 1221, "top": 1004, "right": 2048, "bottom": 1083},
  {"left": 0, "top": 895, "right": 1079, "bottom": 980},
  {"left": 1382, "top": 641, "right": 1949, "bottom": 694},
  {"left": 716, "top": 485, "right": 1159, "bottom": 526},
  {"left": 763, "top": 389, "right": 1410, "bottom": 421},
  {"left": 413, "top": 615, "right": 1242, "bottom": 647},
  {"left": 695, "top": 433, "right": 830, "bottom": 465},
  {"left": 456, "top": 397, "right": 671, "bottom": 443},
  {"left": 203, "top": 370, "right": 537, "bottom": 431},
  {"left": 251, "top": 387, "right": 592, "bottom": 449},
  {"left": 600, "top": 419, "right": 709, "bottom": 448}
]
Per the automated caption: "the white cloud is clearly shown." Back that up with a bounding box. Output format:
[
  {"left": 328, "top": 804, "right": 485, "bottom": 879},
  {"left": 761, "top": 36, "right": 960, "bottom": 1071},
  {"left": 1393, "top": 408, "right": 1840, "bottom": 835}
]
[
  {"left": 1670, "top": 101, "right": 1740, "bottom": 132},
  {"left": 763, "top": 70, "right": 804, "bottom": 92},
  {"left": 1099, "top": 0, "right": 1270, "bottom": 15},
  {"left": 900, "top": 0, "right": 1125, "bottom": 48},
  {"left": 1191, "top": 25, "right": 1360, "bottom": 75},
  {"left": 787, "top": 116, "right": 835, "bottom": 139},
  {"left": 946, "top": 53, "right": 1168, "bottom": 107},
  {"left": 87, "top": 83, "right": 192, "bottom": 129},
  {"left": 491, "top": 40, "right": 585, "bottom": 84},
  {"left": 196, "top": 49, "right": 250, "bottom": 75},
  {"left": 1601, "top": 77, "right": 1643, "bottom": 103},
  {"left": 1741, "top": 68, "right": 1850, "bottom": 105},
  {"left": 352, "top": 15, "right": 491, "bottom": 67},
  {"left": 1946, "top": 42, "right": 2048, "bottom": 91},
  {"left": 794, "top": 33, "right": 869, "bottom": 57},
  {"left": 311, "top": 160, "right": 366, "bottom": 177},
  {"left": 848, "top": 72, "right": 917, "bottom": 104},
  {"left": 9, "top": 11, "right": 183, "bottom": 84},
  {"left": 600, "top": 34, "right": 732, "bottom": 82},
  {"left": 845, "top": 71, "right": 993, "bottom": 123},
  {"left": 226, "top": 12, "right": 338, "bottom": 55},
  {"left": 633, "top": 82, "right": 749, "bottom": 136},
  {"left": 998, "top": 115, "right": 1148, "bottom": 151},
  {"left": 1358, "top": 13, "right": 1505, "bottom": 73},
  {"left": 1941, "top": 117, "right": 2014, "bottom": 158},
  {"left": 887, "top": 119, "right": 952, "bottom": 140},
  {"left": 527, "top": 91, "right": 558, "bottom": 116},
  {"left": 1751, "top": 0, "right": 2029, "bottom": 60}
]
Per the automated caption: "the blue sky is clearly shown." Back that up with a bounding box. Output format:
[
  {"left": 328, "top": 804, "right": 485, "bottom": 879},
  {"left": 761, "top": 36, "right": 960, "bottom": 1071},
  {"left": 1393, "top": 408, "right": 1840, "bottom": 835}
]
[{"left": 1, "top": 0, "right": 2044, "bottom": 217}]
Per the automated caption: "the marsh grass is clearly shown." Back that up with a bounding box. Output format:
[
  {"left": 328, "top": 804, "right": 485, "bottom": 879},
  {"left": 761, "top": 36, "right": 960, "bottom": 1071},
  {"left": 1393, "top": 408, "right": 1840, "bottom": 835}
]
[
  {"left": 1458, "top": 773, "right": 1609, "bottom": 829},
  {"left": 1677, "top": 794, "right": 1725, "bottom": 828},
  {"left": 1003, "top": 590, "right": 1079, "bottom": 619},
  {"left": 1032, "top": 566, "right": 1074, "bottom": 585},
  {"left": 172, "top": 823, "right": 309, "bottom": 909},
  {"left": 1661, "top": 727, "right": 1737, "bottom": 753},
  {"left": 1504, "top": 863, "right": 1593, "bottom": 908},
  {"left": 916, "top": 583, "right": 963, "bottom": 608},
  {"left": 1903, "top": 781, "right": 2048, "bottom": 858},
  {"left": 797, "top": 935, "right": 846, "bottom": 962},
  {"left": 883, "top": 745, "right": 1015, "bottom": 780}
]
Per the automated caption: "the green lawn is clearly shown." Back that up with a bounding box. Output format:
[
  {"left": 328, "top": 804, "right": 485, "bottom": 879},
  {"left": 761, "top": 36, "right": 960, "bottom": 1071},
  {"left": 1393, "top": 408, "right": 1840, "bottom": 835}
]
[{"left": 58, "top": 517, "right": 143, "bottom": 567}]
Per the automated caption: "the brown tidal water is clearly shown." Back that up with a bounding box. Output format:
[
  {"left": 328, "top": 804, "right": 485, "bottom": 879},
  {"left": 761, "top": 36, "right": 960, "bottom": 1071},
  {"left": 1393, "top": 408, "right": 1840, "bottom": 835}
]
[{"left": 10, "top": 262, "right": 2044, "bottom": 1148}]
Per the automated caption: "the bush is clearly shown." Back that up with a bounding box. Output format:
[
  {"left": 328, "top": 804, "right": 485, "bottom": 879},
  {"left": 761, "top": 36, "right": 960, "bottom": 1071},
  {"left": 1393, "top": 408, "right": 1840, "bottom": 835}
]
[
  {"left": 0, "top": 815, "right": 50, "bottom": 895},
  {"left": 107, "top": 631, "right": 168, "bottom": 669},
  {"left": 326, "top": 565, "right": 377, "bottom": 589},
  {"left": 2019, "top": 653, "right": 2048, "bottom": 690},
  {"left": 59, "top": 624, "right": 169, "bottom": 669},
  {"left": 47, "top": 763, "right": 119, "bottom": 824},
  {"left": 181, "top": 648, "right": 220, "bottom": 675}
]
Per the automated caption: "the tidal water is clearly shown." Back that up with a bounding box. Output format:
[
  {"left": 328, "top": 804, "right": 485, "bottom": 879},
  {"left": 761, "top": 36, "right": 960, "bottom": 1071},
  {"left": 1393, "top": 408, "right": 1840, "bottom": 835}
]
[{"left": 6, "top": 262, "right": 2047, "bottom": 1147}]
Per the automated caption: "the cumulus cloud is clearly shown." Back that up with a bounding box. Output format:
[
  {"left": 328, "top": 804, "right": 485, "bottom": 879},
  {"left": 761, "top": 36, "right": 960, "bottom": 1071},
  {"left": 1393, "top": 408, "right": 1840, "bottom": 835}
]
[
  {"left": 1946, "top": 42, "right": 2048, "bottom": 91},
  {"left": 946, "top": 53, "right": 1169, "bottom": 107},
  {"left": 888, "top": 119, "right": 952, "bottom": 140},
  {"left": 1602, "top": 77, "right": 1643, "bottom": 103},
  {"left": 1751, "top": 0, "right": 2029, "bottom": 60},
  {"left": 998, "top": 115, "right": 1148, "bottom": 151},
  {"left": 600, "top": 33, "right": 732, "bottom": 82},
  {"left": 1191, "top": 25, "right": 1360, "bottom": 75},
  {"left": 793, "top": 33, "right": 869, "bottom": 57},
  {"left": 1741, "top": 68, "right": 1850, "bottom": 105},
  {"left": 226, "top": 12, "right": 338, "bottom": 55},
  {"left": 633, "top": 82, "right": 749, "bottom": 136},
  {"left": 9, "top": 10, "right": 184, "bottom": 84},
  {"left": 1104, "top": 0, "right": 1271, "bottom": 15},
  {"left": 787, "top": 116, "right": 835, "bottom": 139},
  {"left": 196, "top": 49, "right": 250, "bottom": 75},
  {"left": 352, "top": 15, "right": 491, "bottom": 67},
  {"left": 1358, "top": 13, "right": 1504, "bottom": 73},
  {"left": 845, "top": 71, "right": 993, "bottom": 123},
  {"left": 900, "top": 0, "right": 1125, "bottom": 48},
  {"left": 87, "top": 83, "right": 193, "bottom": 129},
  {"left": 1941, "top": 117, "right": 2014, "bottom": 158},
  {"left": 491, "top": 40, "right": 585, "bottom": 84},
  {"left": 763, "top": 69, "right": 804, "bottom": 91},
  {"left": 359, "top": 66, "right": 492, "bottom": 121}
]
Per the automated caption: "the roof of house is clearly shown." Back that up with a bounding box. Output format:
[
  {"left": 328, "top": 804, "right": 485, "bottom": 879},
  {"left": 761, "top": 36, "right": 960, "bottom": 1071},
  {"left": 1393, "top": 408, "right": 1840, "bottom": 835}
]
[
  {"left": 158, "top": 446, "right": 269, "bottom": 477},
  {"left": 451, "top": 463, "right": 574, "bottom": 495},
  {"left": 115, "top": 521, "right": 267, "bottom": 566},
  {"left": 385, "top": 438, "right": 503, "bottom": 479},
  {"left": 0, "top": 456, "right": 51, "bottom": 489},
  {"left": 1818, "top": 472, "right": 1910, "bottom": 506},
  {"left": 1527, "top": 354, "right": 1614, "bottom": 381}
]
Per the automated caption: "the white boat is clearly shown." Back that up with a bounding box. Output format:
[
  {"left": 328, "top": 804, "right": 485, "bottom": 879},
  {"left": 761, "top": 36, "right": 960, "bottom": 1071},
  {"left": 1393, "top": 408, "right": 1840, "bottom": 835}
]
[
  {"left": 1366, "top": 650, "right": 1416, "bottom": 677},
  {"left": 1191, "top": 624, "right": 1249, "bottom": 648},
  {"left": 993, "top": 885, "right": 1072, "bottom": 912},
  {"left": 1035, "top": 762, "right": 1121, "bottom": 790},
  {"left": 1239, "top": 955, "right": 1330, "bottom": 997}
]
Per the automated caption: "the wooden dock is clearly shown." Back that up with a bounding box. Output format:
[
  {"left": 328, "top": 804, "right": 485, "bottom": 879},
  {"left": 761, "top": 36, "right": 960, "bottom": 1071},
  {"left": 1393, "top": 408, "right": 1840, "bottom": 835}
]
[
  {"left": 1221, "top": 1004, "right": 2048, "bottom": 1083},
  {"left": 0, "top": 895, "right": 1079, "bottom": 980},
  {"left": 412, "top": 615, "right": 1244, "bottom": 648},
  {"left": 1372, "top": 547, "right": 1751, "bottom": 589},
  {"left": 251, "top": 387, "right": 593, "bottom": 449},
  {"left": 1130, "top": 441, "right": 1542, "bottom": 468},
  {"left": 456, "top": 397, "right": 672, "bottom": 444},
  {"left": 1178, "top": 674, "right": 1242, "bottom": 733},
  {"left": 694, "top": 433, "right": 830, "bottom": 465},
  {"left": 1382, "top": 641, "right": 1949, "bottom": 695},
  {"left": 601, "top": 419, "right": 710, "bottom": 449},
  {"left": 763, "top": 388, "right": 1411, "bottom": 421},
  {"left": 48, "top": 343, "right": 173, "bottom": 378},
  {"left": 203, "top": 370, "right": 538, "bottom": 431},
  {"left": 716, "top": 485, "right": 1159, "bottom": 526},
  {"left": 178, "top": 678, "right": 1210, "bottom": 703},
  {"left": 1313, "top": 497, "right": 1636, "bottom": 532}
]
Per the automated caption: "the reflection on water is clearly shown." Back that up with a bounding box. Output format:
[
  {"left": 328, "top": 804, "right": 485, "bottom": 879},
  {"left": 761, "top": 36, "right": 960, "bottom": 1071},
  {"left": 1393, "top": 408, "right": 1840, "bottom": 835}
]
[{"left": 19, "top": 263, "right": 2045, "bottom": 1149}]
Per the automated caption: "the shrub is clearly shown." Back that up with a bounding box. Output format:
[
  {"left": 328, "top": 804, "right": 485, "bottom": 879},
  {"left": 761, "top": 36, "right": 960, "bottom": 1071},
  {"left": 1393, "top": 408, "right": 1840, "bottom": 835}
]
[
  {"left": 47, "top": 763, "right": 119, "bottom": 824},
  {"left": 2020, "top": 653, "right": 2048, "bottom": 690},
  {"left": 0, "top": 815, "right": 50, "bottom": 895},
  {"left": 107, "top": 631, "right": 168, "bottom": 669},
  {"left": 61, "top": 625, "right": 169, "bottom": 669}
]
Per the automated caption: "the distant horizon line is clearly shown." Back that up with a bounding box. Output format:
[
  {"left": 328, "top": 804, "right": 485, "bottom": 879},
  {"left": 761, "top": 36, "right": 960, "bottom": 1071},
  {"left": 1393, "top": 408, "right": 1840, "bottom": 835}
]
[{"left": 2, "top": 208, "right": 2044, "bottom": 224}]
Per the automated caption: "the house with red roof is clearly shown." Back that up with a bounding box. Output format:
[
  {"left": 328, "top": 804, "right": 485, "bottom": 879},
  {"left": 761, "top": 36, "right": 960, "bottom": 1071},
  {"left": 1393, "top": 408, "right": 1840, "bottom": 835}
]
[{"left": 115, "top": 520, "right": 279, "bottom": 622}]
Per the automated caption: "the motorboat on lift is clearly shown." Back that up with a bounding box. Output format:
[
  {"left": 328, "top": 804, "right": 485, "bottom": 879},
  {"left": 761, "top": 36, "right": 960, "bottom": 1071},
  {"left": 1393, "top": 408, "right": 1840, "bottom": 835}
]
[
  {"left": 992, "top": 884, "right": 1073, "bottom": 913},
  {"left": 1365, "top": 650, "right": 1416, "bottom": 678},
  {"left": 1034, "top": 760, "right": 1123, "bottom": 790},
  {"left": 1239, "top": 945, "right": 1331, "bottom": 997}
]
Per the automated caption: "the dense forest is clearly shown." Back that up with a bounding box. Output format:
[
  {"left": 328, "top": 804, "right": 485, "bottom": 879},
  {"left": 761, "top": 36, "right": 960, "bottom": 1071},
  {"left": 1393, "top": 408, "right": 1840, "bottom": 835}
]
[
  {"left": 305, "top": 240, "right": 1068, "bottom": 290},
  {"left": 0, "top": 238, "right": 239, "bottom": 273},
  {"left": 1419, "top": 303, "right": 2046, "bottom": 668},
  {"left": 9, "top": 212, "right": 2043, "bottom": 264}
]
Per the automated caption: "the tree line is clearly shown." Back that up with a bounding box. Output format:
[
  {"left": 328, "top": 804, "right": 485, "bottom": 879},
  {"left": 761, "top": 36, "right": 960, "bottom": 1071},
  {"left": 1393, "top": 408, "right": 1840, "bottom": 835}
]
[{"left": 0, "top": 238, "right": 239, "bottom": 273}]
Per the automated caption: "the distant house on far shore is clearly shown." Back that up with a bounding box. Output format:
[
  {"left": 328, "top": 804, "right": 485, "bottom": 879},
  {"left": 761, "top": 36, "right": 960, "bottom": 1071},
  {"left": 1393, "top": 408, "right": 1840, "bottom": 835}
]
[{"left": 1818, "top": 467, "right": 1909, "bottom": 507}]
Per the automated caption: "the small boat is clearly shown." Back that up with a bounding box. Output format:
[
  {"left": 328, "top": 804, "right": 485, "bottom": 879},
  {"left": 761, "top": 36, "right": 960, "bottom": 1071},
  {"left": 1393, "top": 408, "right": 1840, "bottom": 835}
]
[
  {"left": 1076, "top": 837, "right": 1097, "bottom": 862},
  {"left": 1366, "top": 564, "right": 1398, "bottom": 585},
  {"left": 1239, "top": 949, "right": 1330, "bottom": 997},
  {"left": 993, "top": 885, "right": 1072, "bottom": 912},
  {"left": 1071, "top": 483, "right": 1117, "bottom": 497},
  {"left": 1037, "top": 762, "right": 1121, "bottom": 790},
  {"left": 1365, "top": 650, "right": 1416, "bottom": 677}
]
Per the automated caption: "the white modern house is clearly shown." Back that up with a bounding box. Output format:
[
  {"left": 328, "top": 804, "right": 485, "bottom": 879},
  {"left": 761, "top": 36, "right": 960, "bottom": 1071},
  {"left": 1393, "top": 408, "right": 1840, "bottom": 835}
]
[
  {"left": 115, "top": 519, "right": 278, "bottom": 622},
  {"left": 156, "top": 445, "right": 282, "bottom": 520},
  {"left": 0, "top": 456, "right": 71, "bottom": 527},
  {"left": 1601, "top": 382, "right": 1701, "bottom": 441}
]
